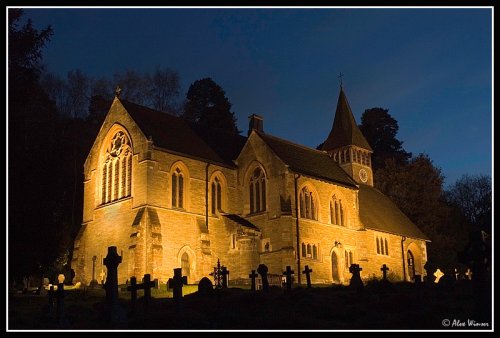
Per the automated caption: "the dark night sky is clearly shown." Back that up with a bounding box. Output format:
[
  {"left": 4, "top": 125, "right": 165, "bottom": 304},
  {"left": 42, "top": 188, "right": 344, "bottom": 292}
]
[{"left": 22, "top": 7, "right": 492, "bottom": 186}]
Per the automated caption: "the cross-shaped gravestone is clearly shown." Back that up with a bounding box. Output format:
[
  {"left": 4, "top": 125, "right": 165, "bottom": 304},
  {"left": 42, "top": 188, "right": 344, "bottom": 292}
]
[
  {"left": 381, "top": 264, "right": 390, "bottom": 281},
  {"left": 127, "top": 277, "right": 139, "bottom": 314},
  {"left": 433, "top": 268, "right": 444, "bottom": 283},
  {"left": 454, "top": 268, "right": 460, "bottom": 280},
  {"left": 99, "top": 269, "right": 106, "bottom": 285},
  {"left": 249, "top": 270, "right": 258, "bottom": 291},
  {"left": 168, "top": 268, "right": 188, "bottom": 310},
  {"left": 349, "top": 264, "right": 364, "bottom": 292},
  {"left": 103, "top": 246, "right": 122, "bottom": 304},
  {"left": 283, "top": 266, "right": 294, "bottom": 291},
  {"left": 465, "top": 268, "right": 473, "bottom": 280},
  {"left": 221, "top": 266, "right": 230, "bottom": 288},
  {"left": 141, "top": 274, "right": 155, "bottom": 311},
  {"left": 257, "top": 264, "right": 269, "bottom": 291},
  {"left": 302, "top": 265, "right": 313, "bottom": 289}
]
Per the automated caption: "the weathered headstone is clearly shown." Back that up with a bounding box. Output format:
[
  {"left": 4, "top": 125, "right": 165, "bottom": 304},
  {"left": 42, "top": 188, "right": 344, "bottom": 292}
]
[
  {"left": 381, "top": 264, "right": 390, "bottom": 281},
  {"left": 103, "top": 246, "right": 122, "bottom": 304},
  {"left": 221, "top": 266, "right": 230, "bottom": 288},
  {"left": 257, "top": 264, "right": 269, "bottom": 291},
  {"left": 282, "top": 266, "right": 294, "bottom": 291},
  {"left": 349, "top": 264, "right": 364, "bottom": 292},
  {"left": 249, "top": 270, "right": 258, "bottom": 291},
  {"left": 302, "top": 265, "right": 313, "bottom": 289},
  {"left": 168, "top": 268, "right": 188, "bottom": 311},
  {"left": 198, "top": 277, "right": 213, "bottom": 296}
]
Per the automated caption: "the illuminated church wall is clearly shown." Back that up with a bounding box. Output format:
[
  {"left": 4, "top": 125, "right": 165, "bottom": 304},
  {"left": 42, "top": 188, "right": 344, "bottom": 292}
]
[{"left": 72, "top": 96, "right": 428, "bottom": 286}]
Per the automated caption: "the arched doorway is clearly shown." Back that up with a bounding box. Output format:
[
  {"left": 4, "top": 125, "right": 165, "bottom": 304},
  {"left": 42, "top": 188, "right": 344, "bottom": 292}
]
[
  {"left": 407, "top": 250, "right": 415, "bottom": 281},
  {"left": 181, "top": 252, "right": 190, "bottom": 283},
  {"left": 332, "top": 251, "right": 340, "bottom": 283}
]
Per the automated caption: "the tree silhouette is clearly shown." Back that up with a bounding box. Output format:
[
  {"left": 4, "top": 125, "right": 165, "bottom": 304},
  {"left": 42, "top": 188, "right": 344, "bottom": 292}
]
[
  {"left": 359, "top": 108, "right": 411, "bottom": 171},
  {"left": 183, "top": 78, "right": 240, "bottom": 134}
]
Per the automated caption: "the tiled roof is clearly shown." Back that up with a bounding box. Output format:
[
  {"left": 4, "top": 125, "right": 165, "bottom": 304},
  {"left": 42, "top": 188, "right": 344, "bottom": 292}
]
[
  {"left": 321, "top": 88, "right": 372, "bottom": 152},
  {"left": 120, "top": 100, "right": 245, "bottom": 167},
  {"left": 358, "top": 184, "right": 430, "bottom": 240},
  {"left": 258, "top": 132, "right": 359, "bottom": 188}
]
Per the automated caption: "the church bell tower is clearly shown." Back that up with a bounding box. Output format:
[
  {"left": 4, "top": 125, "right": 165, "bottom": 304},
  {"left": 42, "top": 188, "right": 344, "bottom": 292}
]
[{"left": 321, "top": 85, "right": 374, "bottom": 186}]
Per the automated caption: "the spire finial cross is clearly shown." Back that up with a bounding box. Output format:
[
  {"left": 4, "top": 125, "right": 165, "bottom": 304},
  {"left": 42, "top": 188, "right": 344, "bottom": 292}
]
[
  {"left": 115, "top": 85, "right": 122, "bottom": 98},
  {"left": 338, "top": 72, "right": 344, "bottom": 88}
]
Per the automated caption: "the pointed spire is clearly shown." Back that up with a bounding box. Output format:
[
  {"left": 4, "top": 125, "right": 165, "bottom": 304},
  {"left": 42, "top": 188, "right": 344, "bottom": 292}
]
[{"left": 321, "top": 87, "right": 372, "bottom": 152}]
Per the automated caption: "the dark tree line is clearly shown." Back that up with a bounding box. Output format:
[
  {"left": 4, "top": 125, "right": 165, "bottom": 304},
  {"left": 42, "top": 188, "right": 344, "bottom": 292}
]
[
  {"left": 359, "top": 108, "right": 491, "bottom": 271},
  {"left": 8, "top": 10, "right": 240, "bottom": 283}
]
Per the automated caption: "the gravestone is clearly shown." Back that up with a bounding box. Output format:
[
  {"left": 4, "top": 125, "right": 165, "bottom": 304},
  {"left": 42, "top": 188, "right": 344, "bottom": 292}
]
[
  {"left": 57, "top": 274, "right": 65, "bottom": 284},
  {"left": 48, "top": 285, "right": 55, "bottom": 317},
  {"left": 103, "top": 246, "right": 122, "bottom": 304},
  {"left": 465, "top": 268, "right": 473, "bottom": 280},
  {"left": 126, "top": 277, "right": 139, "bottom": 314},
  {"left": 221, "top": 266, "right": 230, "bottom": 289},
  {"left": 249, "top": 270, "right": 258, "bottom": 291},
  {"left": 302, "top": 265, "right": 313, "bottom": 289},
  {"left": 168, "top": 268, "right": 188, "bottom": 311},
  {"left": 349, "top": 264, "right": 364, "bottom": 292},
  {"left": 99, "top": 269, "right": 107, "bottom": 285},
  {"left": 433, "top": 268, "right": 444, "bottom": 283},
  {"left": 257, "top": 264, "right": 269, "bottom": 291},
  {"left": 454, "top": 268, "right": 460, "bottom": 280},
  {"left": 89, "top": 255, "right": 99, "bottom": 288},
  {"left": 381, "top": 264, "right": 390, "bottom": 281},
  {"left": 141, "top": 274, "right": 155, "bottom": 311},
  {"left": 56, "top": 283, "right": 64, "bottom": 324},
  {"left": 282, "top": 266, "right": 294, "bottom": 291},
  {"left": 198, "top": 277, "right": 213, "bottom": 296}
]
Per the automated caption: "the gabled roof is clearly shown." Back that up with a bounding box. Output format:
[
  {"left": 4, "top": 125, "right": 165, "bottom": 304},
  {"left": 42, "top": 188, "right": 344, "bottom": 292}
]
[
  {"left": 119, "top": 100, "right": 246, "bottom": 167},
  {"left": 358, "top": 185, "right": 430, "bottom": 241},
  {"left": 222, "top": 214, "right": 260, "bottom": 231},
  {"left": 257, "top": 132, "right": 358, "bottom": 188},
  {"left": 321, "top": 88, "right": 373, "bottom": 152}
]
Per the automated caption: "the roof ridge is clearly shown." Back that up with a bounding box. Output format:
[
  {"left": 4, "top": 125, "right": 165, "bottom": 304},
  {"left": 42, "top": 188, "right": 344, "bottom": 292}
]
[{"left": 258, "top": 131, "right": 330, "bottom": 156}]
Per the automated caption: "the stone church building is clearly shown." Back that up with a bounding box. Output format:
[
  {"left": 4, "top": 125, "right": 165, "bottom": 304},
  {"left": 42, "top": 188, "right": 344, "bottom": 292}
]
[{"left": 72, "top": 87, "right": 429, "bottom": 286}]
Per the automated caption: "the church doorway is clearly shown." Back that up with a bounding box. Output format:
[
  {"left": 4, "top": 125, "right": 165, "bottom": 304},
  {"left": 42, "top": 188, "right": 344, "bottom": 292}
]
[
  {"left": 407, "top": 250, "right": 415, "bottom": 281},
  {"left": 181, "top": 252, "right": 190, "bottom": 283},
  {"left": 331, "top": 251, "right": 340, "bottom": 283}
]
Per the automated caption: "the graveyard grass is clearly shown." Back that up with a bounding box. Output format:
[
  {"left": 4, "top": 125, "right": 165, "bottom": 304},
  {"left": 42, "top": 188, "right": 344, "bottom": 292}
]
[{"left": 8, "top": 280, "right": 491, "bottom": 330}]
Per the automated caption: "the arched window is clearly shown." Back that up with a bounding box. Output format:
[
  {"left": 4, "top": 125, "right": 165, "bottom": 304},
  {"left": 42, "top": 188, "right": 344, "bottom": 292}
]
[
  {"left": 211, "top": 177, "right": 222, "bottom": 214},
  {"left": 376, "top": 237, "right": 381, "bottom": 254},
  {"left": 312, "top": 245, "right": 318, "bottom": 260},
  {"left": 345, "top": 149, "right": 350, "bottom": 162},
  {"left": 249, "top": 167, "right": 266, "bottom": 213},
  {"left": 307, "top": 244, "right": 312, "bottom": 257},
  {"left": 366, "top": 153, "right": 371, "bottom": 166},
  {"left": 330, "top": 196, "right": 344, "bottom": 226},
  {"left": 300, "top": 186, "right": 317, "bottom": 220},
  {"left": 172, "top": 168, "right": 184, "bottom": 209},
  {"left": 101, "top": 130, "right": 132, "bottom": 205},
  {"left": 302, "top": 243, "right": 306, "bottom": 258},
  {"left": 384, "top": 238, "right": 389, "bottom": 255},
  {"left": 181, "top": 252, "right": 190, "bottom": 281},
  {"left": 376, "top": 236, "right": 389, "bottom": 256}
]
